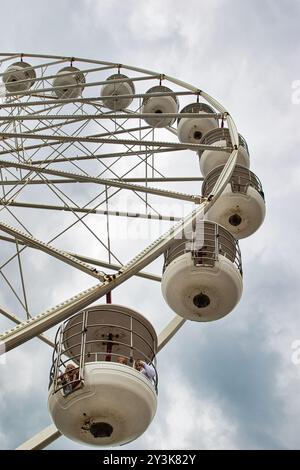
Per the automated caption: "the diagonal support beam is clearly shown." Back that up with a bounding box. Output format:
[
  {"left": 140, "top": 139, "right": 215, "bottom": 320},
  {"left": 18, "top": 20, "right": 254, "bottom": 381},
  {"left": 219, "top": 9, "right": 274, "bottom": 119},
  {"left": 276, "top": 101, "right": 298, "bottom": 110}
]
[
  {"left": 0, "top": 305, "right": 54, "bottom": 348},
  {"left": 0, "top": 131, "right": 213, "bottom": 151},
  {"left": 0, "top": 204, "right": 204, "bottom": 353},
  {"left": 0, "top": 234, "right": 162, "bottom": 282},
  {"left": 0, "top": 199, "right": 180, "bottom": 222},
  {"left": 16, "top": 424, "right": 61, "bottom": 451},
  {"left": 0, "top": 112, "right": 223, "bottom": 122},
  {"left": 13, "top": 144, "right": 239, "bottom": 452},
  {"left": 72, "top": 254, "right": 162, "bottom": 283},
  {"left": 0, "top": 221, "right": 106, "bottom": 282},
  {"left": 6, "top": 57, "right": 240, "bottom": 452},
  {"left": 0, "top": 148, "right": 238, "bottom": 354},
  {"left": 157, "top": 315, "right": 186, "bottom": 352},
  {"left": 0, "top": 91, "right": 194, "bottom": 109},
  {"left": 0, "top": 159, "right": 201, "bottom": 203},
  {"left": 4, "top": 73, "right": 158, "bottom": 99}
]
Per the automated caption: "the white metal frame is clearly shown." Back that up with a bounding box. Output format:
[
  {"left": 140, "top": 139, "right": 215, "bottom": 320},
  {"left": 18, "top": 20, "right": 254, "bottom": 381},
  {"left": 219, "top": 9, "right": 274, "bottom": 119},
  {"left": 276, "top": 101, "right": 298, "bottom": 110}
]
[{"left": 0, "top": 52, "right": 239, "bottom": 450}]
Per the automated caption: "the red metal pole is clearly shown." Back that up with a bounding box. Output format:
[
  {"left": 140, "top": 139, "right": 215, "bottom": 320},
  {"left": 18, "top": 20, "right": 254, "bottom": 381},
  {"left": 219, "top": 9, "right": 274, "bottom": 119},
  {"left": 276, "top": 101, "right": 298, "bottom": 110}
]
[
  {"left": 105, "top": 333, "right": 113, "bottom": 362},
  {"left": 105, "top": 292, "right": 112, "bottom": 360}
]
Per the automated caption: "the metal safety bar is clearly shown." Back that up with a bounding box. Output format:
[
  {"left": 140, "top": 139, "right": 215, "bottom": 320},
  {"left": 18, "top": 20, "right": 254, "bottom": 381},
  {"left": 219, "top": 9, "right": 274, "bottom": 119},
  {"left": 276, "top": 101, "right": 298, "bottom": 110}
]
[
  {"left": 142, "top": 85, "right": 179, "bottom": 105},
  {"left": 163, "top": 221, "right": 242, "bottom": 274},
  {"left": 198, "top": 128, "right": 249, "bottom": 156},
  {"left": 177, "top": 102, "right": 217, "bottom": 123},
  {"left": 202, "top": 164, "right": 264, "bottom": 200},
  {"left": 49, "top": 308, "right": 158, "bottom": 395}
]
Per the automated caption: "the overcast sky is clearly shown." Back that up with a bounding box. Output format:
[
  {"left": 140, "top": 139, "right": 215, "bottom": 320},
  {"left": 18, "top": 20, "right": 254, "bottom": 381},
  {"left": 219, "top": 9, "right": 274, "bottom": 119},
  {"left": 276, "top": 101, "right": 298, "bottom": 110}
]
[{"left": 1, "top": 0, "right": 300, "bottom": 451}]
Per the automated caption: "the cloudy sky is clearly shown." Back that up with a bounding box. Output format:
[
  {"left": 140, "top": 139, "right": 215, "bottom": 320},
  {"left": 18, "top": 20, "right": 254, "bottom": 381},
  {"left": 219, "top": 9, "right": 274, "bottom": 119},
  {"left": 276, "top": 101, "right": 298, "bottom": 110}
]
[{"left": 1, "top": 0, "right": 300, "bottom": 451}]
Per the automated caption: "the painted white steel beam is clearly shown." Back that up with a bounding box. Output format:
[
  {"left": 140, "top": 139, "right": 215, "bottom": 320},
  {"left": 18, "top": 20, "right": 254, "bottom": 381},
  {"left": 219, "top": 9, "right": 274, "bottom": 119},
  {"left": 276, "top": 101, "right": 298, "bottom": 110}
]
[
  {"left": 0, "top": 145, "right": 183, "bottom": 161},
  {"left": 16, "top": 424, "right": 62, "bottom": 451},
  {"left": 29, "top": 145, "right": 228, "bottom": 165},
  {"left": 0, "top": 159, "right": 201, "bottom": 203},
  {"left": 0, "top": 112, "right": 223, "bottom": 121},
  {"left": 0, "top": 130, "right": 219, "bottom": 151},
  {"left": 0, "top": 52, "right": 240, "bottom": 451},
  {"left": 157, "top": 315, "right": 186, "bottom": 352},
  {"left": 0, "top": 91, "right": 194, "bottom": 109},
  {"left": 0, "top": 200, "right": 181, "bottom": 221},
  {"left": 0, "top": 221, "right": 106, "bottom": 282},
  {"left": 0, "top": 177, "right": 203, "bottom": 185},
  {"left": 0, "top": 147, "right": 237, "bottom": 354},
  {"left": 0, "top": 306, "right": 54, "bottom": 348},
  {"left": 0, "top": 234, "right": 162, "bottom": 283},
  {"left": 4, "top": 74, "right": 158, "bottom": 99}
]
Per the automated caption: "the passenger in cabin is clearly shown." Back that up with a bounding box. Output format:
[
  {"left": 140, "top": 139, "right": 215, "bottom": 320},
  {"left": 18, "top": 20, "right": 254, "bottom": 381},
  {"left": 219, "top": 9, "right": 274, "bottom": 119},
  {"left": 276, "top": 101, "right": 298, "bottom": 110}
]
[
  {"left": 134, "top": 360, "right": 156, "bottom": 383},
  {"left": 117, "top": 356, "right": 128, "bottom": 365},
  {"left": 58, "top": 363, "right": 81, "bottom": 396}
]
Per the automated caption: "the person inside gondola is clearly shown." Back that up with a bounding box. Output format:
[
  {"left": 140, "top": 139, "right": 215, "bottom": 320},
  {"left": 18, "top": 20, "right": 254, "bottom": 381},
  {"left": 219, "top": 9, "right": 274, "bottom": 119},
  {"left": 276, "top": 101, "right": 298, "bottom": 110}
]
[
  {"left": 58, "top": 363, "right": 81, "bottom": 396},
  {"left": 117, "top": 356, "right": 128, "bottom": 365},
  {"left": 134, "top": 359, "right": 155, "bottom": 383}
]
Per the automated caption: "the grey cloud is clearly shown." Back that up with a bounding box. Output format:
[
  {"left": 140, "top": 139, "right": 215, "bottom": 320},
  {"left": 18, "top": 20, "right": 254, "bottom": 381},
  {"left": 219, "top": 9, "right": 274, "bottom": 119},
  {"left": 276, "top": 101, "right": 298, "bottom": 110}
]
[{"left": 0, "top": 0, "right": 300, "bottom": 452}]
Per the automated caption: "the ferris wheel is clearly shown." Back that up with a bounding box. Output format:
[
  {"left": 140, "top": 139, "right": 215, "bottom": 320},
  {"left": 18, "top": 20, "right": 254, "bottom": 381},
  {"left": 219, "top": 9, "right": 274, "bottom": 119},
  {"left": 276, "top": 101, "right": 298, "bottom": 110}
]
[{"left": 0, "top": 52, "right": 265, "bottom": 449}]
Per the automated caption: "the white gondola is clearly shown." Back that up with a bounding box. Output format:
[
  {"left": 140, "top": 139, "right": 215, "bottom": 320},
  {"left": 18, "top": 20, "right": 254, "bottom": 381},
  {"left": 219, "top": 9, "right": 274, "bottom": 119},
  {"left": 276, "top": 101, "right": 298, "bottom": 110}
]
[
  {"left": 48, "top": 304, "right": 157, "bottom": 447},
  {"left": 161, "top": 222, "right": 243, "bottom": 321},
  {"left": 202, "top": 165, "right": 266, "bottom": 239},
  {"left": 3, "top": 61, "right": 36, "bottom": 93},
  {"left": 100, "top": 73, "right": 135, "bottom": 110},
  {"left": 141, "top": 85, "right": 179, "bottom": 127},
  {"left": 199, "top": 128, "right": 250, "bottom": 177},
  {"left": 52, "top": 66, "right": 85, "bottom": 99},
  {"left": 177, "top": 102, "right": 219, "bottom": 145}
]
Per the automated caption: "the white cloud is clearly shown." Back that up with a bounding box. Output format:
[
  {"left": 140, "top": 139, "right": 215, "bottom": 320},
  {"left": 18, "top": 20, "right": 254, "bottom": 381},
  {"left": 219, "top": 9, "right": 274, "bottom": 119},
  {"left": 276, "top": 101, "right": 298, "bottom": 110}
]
[
  {"left": 1, "top": 0, "right": 300, "bottom": 452},
  {"left": 144, "top": 371, "right": 237, "bottom": 449}
]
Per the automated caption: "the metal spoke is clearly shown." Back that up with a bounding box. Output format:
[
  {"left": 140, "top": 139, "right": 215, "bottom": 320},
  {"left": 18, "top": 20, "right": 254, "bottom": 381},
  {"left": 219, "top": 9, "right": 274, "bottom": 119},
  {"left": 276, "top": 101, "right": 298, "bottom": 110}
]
[
  {"left": 0, "top": 112, "right": 223, "bottom": 122},
  {"left": 0, "top": 268, "right": 28, "bottom": 312},
  {"left": 0, "top": 144, "right": 239, "bottom": 353},
  {"left": 15, "top": 239, "right": 30, "bottom": 319},
  {"left": 0, "top": 305, "right": 54, "bottom": 348},
  {"left": 1, "top": 90, "right": 195, "bottom": 109},
  {"left": 0, "top": 220, "right": 107, "bottom": 281},
  {"left": 0, "top": 234, "right": 162, "bottom": 282},
  {"left": 0, "top": 159, "right": 201, "bottom": 202},
  {"left": 0, "top": 52, "right": 243, "bottom": 452},
  {"left": 0, "top": 130, "right": 225, "bottom": 151},
  {"left": 3, "top": 74, "right": 159, "bottom": 99}
]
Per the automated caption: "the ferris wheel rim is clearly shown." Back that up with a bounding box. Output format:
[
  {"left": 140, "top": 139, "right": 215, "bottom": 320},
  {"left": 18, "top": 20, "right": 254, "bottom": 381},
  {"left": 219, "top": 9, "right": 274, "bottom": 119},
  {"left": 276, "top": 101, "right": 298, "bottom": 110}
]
[
  {"left": 0, "top": 52, "right": 236, "bottom": 127},
  {"left": 0, "top": 52, "right": 243, "bottom": 450},
  {"left": 0, "top": 51, "right": 240, "bottom": 342}
]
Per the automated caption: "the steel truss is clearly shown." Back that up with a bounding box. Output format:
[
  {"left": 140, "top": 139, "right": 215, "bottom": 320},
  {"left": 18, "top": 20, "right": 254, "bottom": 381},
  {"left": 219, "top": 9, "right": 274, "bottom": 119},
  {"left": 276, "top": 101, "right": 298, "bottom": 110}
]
[{"left": 0, "top": 52, "right": 239, "bottom": 450}]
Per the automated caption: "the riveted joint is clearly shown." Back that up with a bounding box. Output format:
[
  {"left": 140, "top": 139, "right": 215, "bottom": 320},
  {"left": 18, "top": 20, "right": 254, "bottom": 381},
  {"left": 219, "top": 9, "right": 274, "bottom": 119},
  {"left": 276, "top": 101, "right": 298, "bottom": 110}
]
[
  {"left": 221, "top": 112, "right": 227, "bottom": 128},
  {"left": 159, "top": 74, "right": 165, "bottom": 85},
  {"left": 196, "top": 90, "right": 202, "bottom": 102},
  {"left": 104, "top": 273, "right": 117, "bottom": 282},
  {"left": 193, "top": 196, "right": 204, "bottom": 204}
]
